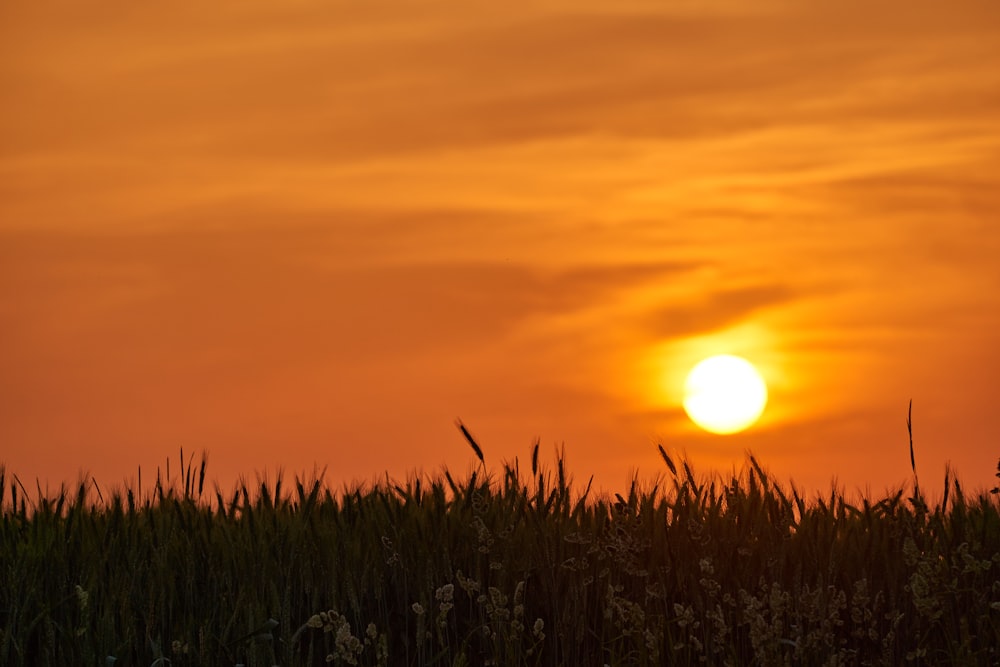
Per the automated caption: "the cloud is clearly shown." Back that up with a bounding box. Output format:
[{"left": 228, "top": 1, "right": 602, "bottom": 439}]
[
  {"left": 9, "top": 0, "right": 996, "bottom": 171},
  {"left": 0, "top": 224, "right": 695, "bottom": 373},
  {"left": 643, "top": 283, "right": 796, "bottom": 338}
]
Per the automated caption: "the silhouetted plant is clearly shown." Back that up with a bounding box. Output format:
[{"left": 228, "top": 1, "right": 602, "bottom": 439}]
[{"left": 1, "top": 418, "right": 998, "bottom": 666}]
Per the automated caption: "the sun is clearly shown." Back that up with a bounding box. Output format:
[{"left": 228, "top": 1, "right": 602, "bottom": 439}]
[{"left": 683, "top": 355, "right": 768, "bottom": 434}]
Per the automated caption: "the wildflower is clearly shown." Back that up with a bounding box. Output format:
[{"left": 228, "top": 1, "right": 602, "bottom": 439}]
[
  {"left": 645, "top": 629, "right": 659, "bottom": 656},
  {"left": 673, "top": 603, "right": 696, "bottom": 628},
  {"left": 488, "top": 587, "right": 505, "bottom": 607},
  {"left": 411, "top": 602, "right": 425, "bottom": 615},
  {"left": 320, "top": 610, "right": 337, "bottom": 633},
  {"left": 435, "top": 584, "right": 455, "bottom": 603},
  {"left": 75, "top": 585, "right": 89, "bottom": 611},
  {"left": 456, "top": 570, "right": 481, "bottom": 595},
  {"left": 532, "top": 618, "right": 545, "bottom": 640}
]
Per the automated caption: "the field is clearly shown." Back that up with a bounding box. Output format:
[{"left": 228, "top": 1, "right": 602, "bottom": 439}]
[{"left": 2, "top": 431, "right": 999, "bottom": 666}]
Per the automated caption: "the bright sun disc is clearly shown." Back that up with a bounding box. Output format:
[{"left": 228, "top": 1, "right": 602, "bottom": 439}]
[{"left": 683, "top": 355, "right": 768, "bottom": 434}]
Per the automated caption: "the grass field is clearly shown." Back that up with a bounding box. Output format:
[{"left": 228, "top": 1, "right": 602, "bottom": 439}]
[{"left": 2, "top": 428, "right": 999, "bottom": 666}]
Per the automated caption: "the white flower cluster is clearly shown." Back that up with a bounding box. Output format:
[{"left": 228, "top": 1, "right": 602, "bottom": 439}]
[{"left": 307, "top": 610, "right": 366, "bottom": 665}]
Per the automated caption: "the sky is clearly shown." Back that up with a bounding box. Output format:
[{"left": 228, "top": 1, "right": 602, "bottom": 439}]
[{"left": 2, "top": 0, "right": 999, "bottom": 499}]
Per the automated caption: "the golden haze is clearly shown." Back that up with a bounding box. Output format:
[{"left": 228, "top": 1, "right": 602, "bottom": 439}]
[{"left": 2, "top": 1, "right": 999, "bottom": 496}]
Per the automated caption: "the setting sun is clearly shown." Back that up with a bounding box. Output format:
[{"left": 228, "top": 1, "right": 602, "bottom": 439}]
[{"left": 683, "top": 355, "right": 768, "bottom": 434}]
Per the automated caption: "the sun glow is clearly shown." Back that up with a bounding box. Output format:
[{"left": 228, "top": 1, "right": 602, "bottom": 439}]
[{"left": 683, "top": 355, "right": 768, "bottom": 434}]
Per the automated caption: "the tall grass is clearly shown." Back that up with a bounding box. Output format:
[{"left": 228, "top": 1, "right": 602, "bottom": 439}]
[{"left": 1, "top": 435, "right": 999, "bottom": 666}]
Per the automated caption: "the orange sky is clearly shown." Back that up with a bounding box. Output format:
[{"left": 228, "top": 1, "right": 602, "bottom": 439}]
[{"left": 3, "top": 0, "right": 999, "bottom": 499}]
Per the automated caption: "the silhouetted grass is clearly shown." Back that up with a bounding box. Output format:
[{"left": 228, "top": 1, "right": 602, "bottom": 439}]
[{"left": 1, "top": 433, "right": 998, "bottom": 666}]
